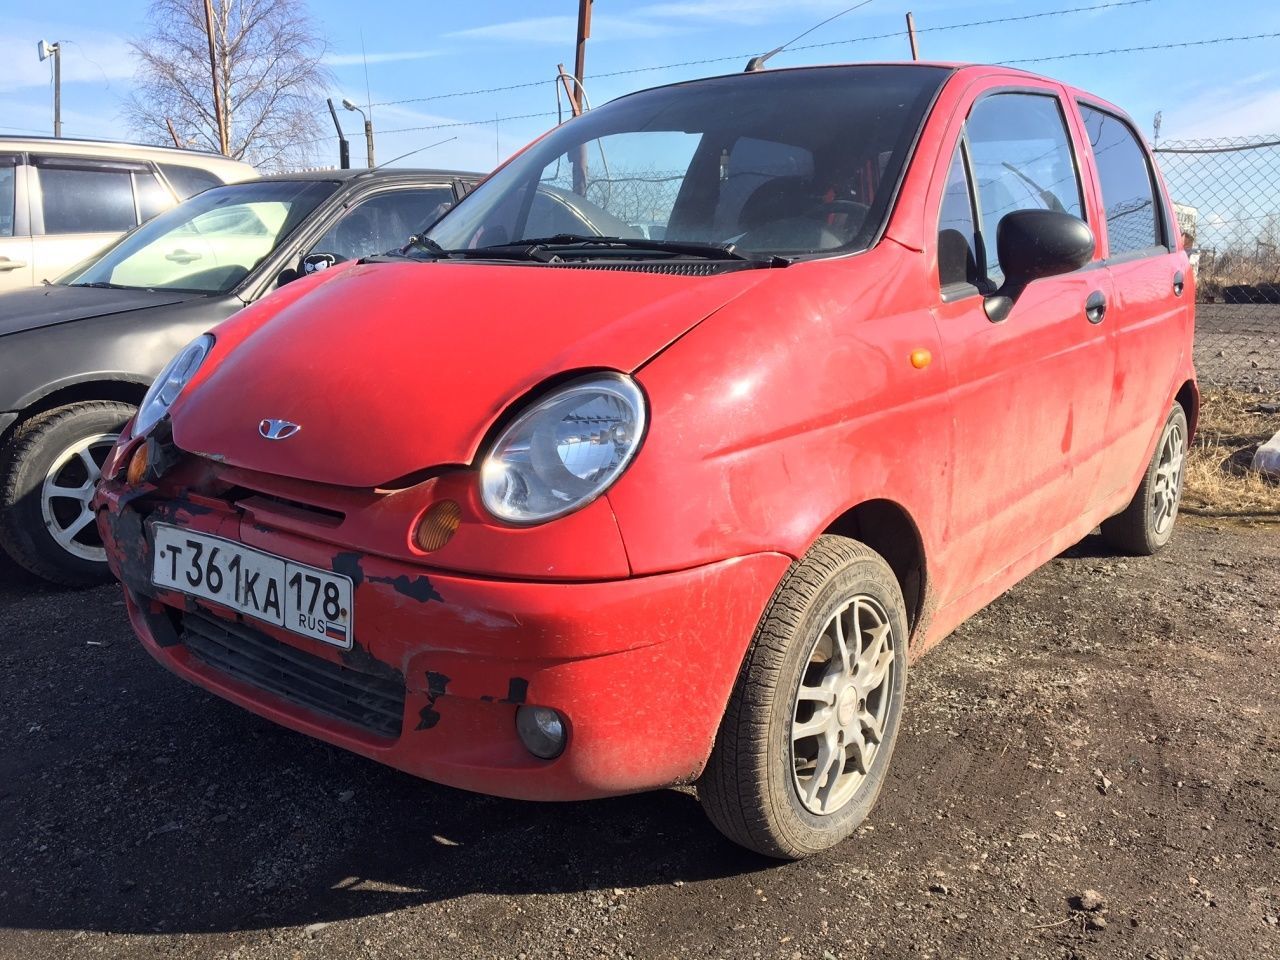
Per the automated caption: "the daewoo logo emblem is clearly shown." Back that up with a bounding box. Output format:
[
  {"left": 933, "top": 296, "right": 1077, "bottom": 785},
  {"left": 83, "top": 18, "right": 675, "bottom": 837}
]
[{"left": 259, "top": 419, "right": 301, "bottom": 440}]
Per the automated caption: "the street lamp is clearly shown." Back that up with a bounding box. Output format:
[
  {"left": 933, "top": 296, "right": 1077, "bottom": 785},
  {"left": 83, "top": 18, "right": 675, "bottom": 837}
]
[
  {"left": 37, "top": 40, "right": 61, "bottom": 138},
  {"left": 341, "top": 98, "right": 375, "bottom": 168}
]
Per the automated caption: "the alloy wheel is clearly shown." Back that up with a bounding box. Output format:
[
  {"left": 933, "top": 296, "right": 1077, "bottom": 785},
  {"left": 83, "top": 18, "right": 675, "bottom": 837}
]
[
  {"left": 40, "top": 433, "right": 116, "bottom": 562},
  {"left": 790, "top": 594, "right": 897, "bottom": 816}
]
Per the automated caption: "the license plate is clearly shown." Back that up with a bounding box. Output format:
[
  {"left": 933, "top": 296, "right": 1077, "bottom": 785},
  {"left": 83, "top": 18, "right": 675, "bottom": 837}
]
[{"left": 150, "top": 523, "right": 353, "bottom": 649}]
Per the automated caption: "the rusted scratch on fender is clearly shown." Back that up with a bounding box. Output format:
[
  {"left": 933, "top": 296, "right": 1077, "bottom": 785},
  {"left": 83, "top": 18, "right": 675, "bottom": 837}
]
[{"left": 416, "top": 671, "right": 451, "bottom": 730}]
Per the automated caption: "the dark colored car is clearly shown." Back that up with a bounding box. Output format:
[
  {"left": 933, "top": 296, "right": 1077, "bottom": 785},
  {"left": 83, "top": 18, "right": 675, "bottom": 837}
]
[{"left": 0, "top": 168, "right": 479, "bottom": 585}]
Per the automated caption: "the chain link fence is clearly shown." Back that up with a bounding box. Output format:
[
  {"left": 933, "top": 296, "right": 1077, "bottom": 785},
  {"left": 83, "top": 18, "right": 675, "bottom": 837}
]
[{"left": 1155, "top": 136, "right": 1280, "bottom": 396}]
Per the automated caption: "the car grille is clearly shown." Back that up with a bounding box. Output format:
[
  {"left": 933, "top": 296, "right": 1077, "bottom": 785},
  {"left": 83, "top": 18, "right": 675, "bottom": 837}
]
[{"left": 180, "top": 610, "right": 405, "bottom": 739}]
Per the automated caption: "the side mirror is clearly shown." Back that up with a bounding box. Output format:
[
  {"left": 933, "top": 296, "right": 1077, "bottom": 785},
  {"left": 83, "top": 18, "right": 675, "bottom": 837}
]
[{"left": 984, "top": 209, "right": 1095, "bottom": 323}]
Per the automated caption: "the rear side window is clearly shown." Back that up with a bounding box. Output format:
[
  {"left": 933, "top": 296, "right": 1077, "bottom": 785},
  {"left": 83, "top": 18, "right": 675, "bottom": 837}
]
[
  {"left": 159, "top": 163, "right": 225, "bottom": 199},
  {"left": 1080, "top": 105, "right": 1163, "bottom": 255},
  {"left": 0, "top": 156, "right": 16, "bottom": 237},
  {"left": 966, "top": 93, "right": 1084, "bottom": 279},
  {"left": 937, "top": 145, "right": 980, "bottom": 288},
  {"left": 135, "top": 171, "right": 172, "bottom": 222},
  {"left": 35, "top": 160, "right": 136, "bottom": 234}
]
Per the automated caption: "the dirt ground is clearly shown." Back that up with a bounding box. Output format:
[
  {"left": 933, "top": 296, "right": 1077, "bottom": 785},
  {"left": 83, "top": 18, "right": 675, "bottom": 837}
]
[
  {"left": 0, "top": 517, "right": 1277, "bottom": 960},
  {"left": 1194, "top": 303, "right": 1280, "bottom": 393}
]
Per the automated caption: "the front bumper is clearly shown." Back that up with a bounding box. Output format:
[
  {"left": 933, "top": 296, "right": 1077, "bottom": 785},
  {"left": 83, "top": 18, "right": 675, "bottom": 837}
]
[{"left": 97, "top": 480, "right": 789, "bottom": 801}]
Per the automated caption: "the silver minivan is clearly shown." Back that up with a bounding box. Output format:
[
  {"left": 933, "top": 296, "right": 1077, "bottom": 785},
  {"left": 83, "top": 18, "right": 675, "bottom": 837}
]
[{"left": 0, "top": 138, "right": 255, "bottom": 292}]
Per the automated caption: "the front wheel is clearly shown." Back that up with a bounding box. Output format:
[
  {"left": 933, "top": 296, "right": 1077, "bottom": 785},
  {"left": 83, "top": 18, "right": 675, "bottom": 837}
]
[
  {"left": 698, "top": 535, "right": 909, "bottom": 859},
  {"left": 0, "top": 401, "right": 136, "bottom": 586},
  {"left": 1101, "top": 402, "right": 1188, "bottom": 556}
]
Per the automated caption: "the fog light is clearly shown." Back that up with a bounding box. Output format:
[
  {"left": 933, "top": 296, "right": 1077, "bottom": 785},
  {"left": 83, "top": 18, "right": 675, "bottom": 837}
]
[
  {"left": 126, "top": 444, "right": 150, "bottom": 485},
  {"left": 516, "top": 706, "right": 566, "bottom": 759},
  {"left": 413, "top": 499, "right": 461, "bottom": 551}
]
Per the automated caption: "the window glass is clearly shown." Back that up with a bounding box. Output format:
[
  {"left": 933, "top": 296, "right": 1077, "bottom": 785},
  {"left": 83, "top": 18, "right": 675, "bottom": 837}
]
[
  {"left": 426, "top": 65, "right": 951, "bottom": 258},
  {"left": 966, "top": 94, "right": 1083, "bottom": 278},
  {"left": 159, "top": 163, "right": 224, "bottom": 199},
  {"left": 37, "top": 163, "right": 136, "bottom": 234},
  {"left": 714, "top": 136, "right": 814, "bottom": 237},
  {"left": 62, "top": 179, "right": 337, "bottom": 293},
  {"left": 135, "top": 171, "right": 172, "bottom": 222},
  {"left": 937, "top": 145, "right": 980, "bottom": 288},
  {"left": 0, "top": 157, "right": 16, "bottom": 238},
  {"left": 1080, "top": 105, "right": 1162, "bottom": 255},
  {"left": 311, "top": 187, "right": 455, "bottom": 261}
]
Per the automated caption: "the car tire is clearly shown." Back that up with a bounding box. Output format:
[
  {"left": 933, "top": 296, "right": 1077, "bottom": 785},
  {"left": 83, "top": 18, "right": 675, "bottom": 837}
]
[
  {"left": 0, "top": 401, "right": 136, "bottom": 587},
  {"left": 698, "top": 535, "right": 909, "bottom": 859},
  {"left": 1100, "top": 402, "right": 1188, "bottom": 557}
]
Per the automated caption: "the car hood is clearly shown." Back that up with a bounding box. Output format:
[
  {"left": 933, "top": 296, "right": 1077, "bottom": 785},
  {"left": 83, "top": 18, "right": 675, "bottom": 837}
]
[
  {"left": 171, "top": 259, "right": 771, "bottom": 487},
  {"left": 0, "top": 284, "right": 204, "bottom": 337}
]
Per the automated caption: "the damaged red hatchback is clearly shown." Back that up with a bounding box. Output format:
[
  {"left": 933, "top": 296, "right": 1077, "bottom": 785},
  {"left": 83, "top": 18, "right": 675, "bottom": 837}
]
[{"left": 97, "top": 63, "right": 1196, "bottom": 858}]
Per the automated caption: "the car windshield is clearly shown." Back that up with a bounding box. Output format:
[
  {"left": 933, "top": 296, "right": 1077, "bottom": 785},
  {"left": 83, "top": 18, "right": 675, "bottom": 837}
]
[
  {"left": 62, "top": 179, "right": 338, "bottom": 294},
  {"left": 425, "top": 65, "right": 948, "bottom": 260}
]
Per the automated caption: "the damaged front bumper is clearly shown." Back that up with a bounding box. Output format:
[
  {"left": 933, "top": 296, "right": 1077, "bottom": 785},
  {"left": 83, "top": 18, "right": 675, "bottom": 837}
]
[{"left": 96, "top": 478, "right": 789, "bottom": 801}]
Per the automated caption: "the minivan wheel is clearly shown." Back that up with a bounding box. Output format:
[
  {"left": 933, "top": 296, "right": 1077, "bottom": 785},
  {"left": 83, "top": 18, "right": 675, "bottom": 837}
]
[
  {"left": 699, "top": 535, "right": 908, "bottom": 859},
  {"left": 0, "top": 401, "right": 136, "bottom": 586},
  {"left": 1101, "top": 402, "right": 1188, "bottom": 556}
]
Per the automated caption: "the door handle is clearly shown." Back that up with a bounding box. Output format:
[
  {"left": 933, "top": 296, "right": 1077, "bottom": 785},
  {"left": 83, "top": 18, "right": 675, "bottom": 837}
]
[
  {"left": 0, "top": 258, "right": 27, "bottom": 271},
  {"left": 1085, "top": 290, "right": 1107, "bottom": 324},
  {"left": 1173, "top": 270, "right": 1185, "bottom": 297}
]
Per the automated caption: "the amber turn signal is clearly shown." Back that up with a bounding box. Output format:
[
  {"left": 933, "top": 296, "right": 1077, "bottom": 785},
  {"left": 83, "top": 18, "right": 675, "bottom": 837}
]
[
  {"left": 910, "top": 348, "right": 932, "bottom": 369},
  {"left": 126, "top": 445, "right": 150, "bottom": 485},
  {"left": 414, "top": 499, "right": 462, "bottom": 551}
]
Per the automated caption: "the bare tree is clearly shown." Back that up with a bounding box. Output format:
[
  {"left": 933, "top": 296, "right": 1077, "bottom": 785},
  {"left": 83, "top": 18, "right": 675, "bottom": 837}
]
[{"left": 126, "top": 0, "right": 330, "bottom": 170}]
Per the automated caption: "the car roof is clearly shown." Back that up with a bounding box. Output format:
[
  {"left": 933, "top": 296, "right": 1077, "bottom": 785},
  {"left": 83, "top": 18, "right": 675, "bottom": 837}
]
[
  {"left": 252, "top": 168, "right": 482, "bottom": 183},
  {"left": 0, "top": 135, "right": 255, "bottom": 175}
]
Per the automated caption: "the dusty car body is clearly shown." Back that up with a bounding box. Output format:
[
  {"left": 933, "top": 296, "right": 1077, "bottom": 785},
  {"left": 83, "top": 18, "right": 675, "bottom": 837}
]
[
  {"left": 0, "top": 168, "right": 479, "bottom": 586},
  {"left": 96, "top": 63, "right": 1196, "bottom": 858}
]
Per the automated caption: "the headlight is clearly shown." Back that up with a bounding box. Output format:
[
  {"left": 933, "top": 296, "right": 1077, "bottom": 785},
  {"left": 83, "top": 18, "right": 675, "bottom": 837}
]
[
  {"left": 480, "top": 373, "right": 647, "bottom": 524},
  {"left": 134, "top": 334, "right": 214, "bottom": 438}
]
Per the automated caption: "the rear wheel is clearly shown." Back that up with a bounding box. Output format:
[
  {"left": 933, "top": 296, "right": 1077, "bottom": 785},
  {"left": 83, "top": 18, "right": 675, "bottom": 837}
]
[
  {"left": 1101, "top": 402, "right": 1187, "bottom": 556},
  {"left": 0, "top": 401, "right": 135, "bottom": 586},
  {"left": 698, "top": 535, "right": 908, "bottom": 859}
]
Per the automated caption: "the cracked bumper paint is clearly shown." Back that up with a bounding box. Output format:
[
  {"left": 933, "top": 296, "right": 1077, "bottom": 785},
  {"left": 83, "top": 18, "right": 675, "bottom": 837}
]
[{"left": 96, "top": 479, "right": 790, "bottom": 801}]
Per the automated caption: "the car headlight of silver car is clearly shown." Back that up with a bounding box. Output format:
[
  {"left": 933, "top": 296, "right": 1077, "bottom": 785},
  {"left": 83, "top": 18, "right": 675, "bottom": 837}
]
[
  {"left": 133, "top": 334, "right": 214, "bottom": 438},
  {"left": 480, "top": 373, "right": 647, "bottom": 524}
]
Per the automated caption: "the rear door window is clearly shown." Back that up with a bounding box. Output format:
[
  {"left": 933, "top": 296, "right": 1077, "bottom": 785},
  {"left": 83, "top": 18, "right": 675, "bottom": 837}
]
[
  {"left": 135, "top": 170, "right": 172, "bottom": 222},
  {"left": 159, "top": 163, "right": 225, "bottom": 199},
  {"left": 0, "top": 156, "right": 17, "bottom": 237},
  {"left": 1079, "top": 105, "right": 1164, "bottom": 256},
  {"left": 34, "top": 158, "right": 137, "bottom": 234},
  {"left": 965, "top": 93, "right": 1084, "bottom": 281}
]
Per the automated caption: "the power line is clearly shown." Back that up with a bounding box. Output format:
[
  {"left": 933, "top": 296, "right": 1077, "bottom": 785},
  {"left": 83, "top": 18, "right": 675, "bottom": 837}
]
[
  {"left": 1002, "top": 30, "right": 1280, "bottom": 64},
  {"left": 366, "top": 0, "right": 1152, "bottom": 109},
  {"left": 295, "top": 110, "right": 560, "bottom": 148}
]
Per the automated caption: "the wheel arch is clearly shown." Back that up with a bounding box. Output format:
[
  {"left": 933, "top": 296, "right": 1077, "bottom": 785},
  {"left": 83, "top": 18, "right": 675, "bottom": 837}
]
[
  {"left": 1175, "top": 379, "right": 1200, "bottom": 439},
  {"left": 2, "top": 377, "right": 147, "bottom": 448},
  {"left": 820, "top": 498, "right": 929, "bottom": 639}
]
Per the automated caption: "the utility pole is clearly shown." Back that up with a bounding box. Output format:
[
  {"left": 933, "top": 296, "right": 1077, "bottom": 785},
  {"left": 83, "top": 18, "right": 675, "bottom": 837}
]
[
  {"left": 37, "top": 41, "right": 62, "bottom": 137},
  {"left": 905, "top": 12, "right": 919, "bottom": 60},
  {"left": 202, "top": 0, "right": 229, "bottom": 155},
  {"left": 573, "top": 0, "right": 592, "bottom": 114},
  {"left": 165, "top": 117, "right": 183, "bottom": 148}
]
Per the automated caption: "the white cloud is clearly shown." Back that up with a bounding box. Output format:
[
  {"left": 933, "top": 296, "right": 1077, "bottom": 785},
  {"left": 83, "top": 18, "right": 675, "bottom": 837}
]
[
  {"left": 636, "top": 0, "right": 856, "bottom": 26},
  {"left": 324, "top": 50, "right": 442, "bottom": 67},
  {"left": 446, "top": 15, "right": 680, "bottom": 45},
  {"left": 0, "top": 34, "right": 135, "bottom": 93},
  {"left": 1163, "top": 76, "right": 1280, "bottom": 140}
]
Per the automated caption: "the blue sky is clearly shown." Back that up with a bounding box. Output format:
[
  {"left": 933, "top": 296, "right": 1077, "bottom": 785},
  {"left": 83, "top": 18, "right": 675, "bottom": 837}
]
[{"left": 4, "top": 0, "right": 1280, "bottom": 173}]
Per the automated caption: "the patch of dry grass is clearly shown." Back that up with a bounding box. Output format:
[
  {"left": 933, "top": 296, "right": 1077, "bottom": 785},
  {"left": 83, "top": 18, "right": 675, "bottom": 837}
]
[{"left": 1182, "top": 389, "right": 1280, "bottom": 517}]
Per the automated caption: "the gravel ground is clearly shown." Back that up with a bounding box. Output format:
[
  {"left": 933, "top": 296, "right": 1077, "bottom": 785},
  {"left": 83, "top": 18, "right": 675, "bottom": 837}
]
[
  {"left": 0, "top": 518, "right": 1277, "bottom": 960},
  {"left": 1195, "top": 303, "right": 1280, "bottom": 393}
]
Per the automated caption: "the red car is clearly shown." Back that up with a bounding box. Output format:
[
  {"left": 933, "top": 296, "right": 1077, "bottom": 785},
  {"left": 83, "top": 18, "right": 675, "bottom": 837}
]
[{"left": 97, "top": 63, "right": 1195, "bottom": 859}]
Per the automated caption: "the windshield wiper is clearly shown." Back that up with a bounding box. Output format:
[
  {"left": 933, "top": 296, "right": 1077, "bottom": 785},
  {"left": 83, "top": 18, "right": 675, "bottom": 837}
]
[
  {"left": 69, "top": 281, "right": 134, "bottom": 290},
  {"left": 403, "top": 234, "right": 453, "bottom": 258},
  {"left": 498, "top": 234, "right": 766, "bottom": 262}
]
